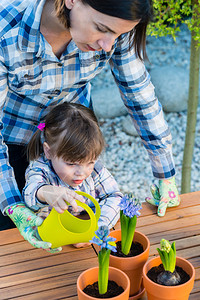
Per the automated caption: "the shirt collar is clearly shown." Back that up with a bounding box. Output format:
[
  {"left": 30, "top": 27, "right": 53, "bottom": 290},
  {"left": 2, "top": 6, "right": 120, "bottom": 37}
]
[{"left": 18, "top": 0, "right": 46, "bottom": 54}]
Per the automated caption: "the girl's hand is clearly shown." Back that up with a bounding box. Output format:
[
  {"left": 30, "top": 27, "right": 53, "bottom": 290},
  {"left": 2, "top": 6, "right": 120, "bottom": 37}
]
[
  {"left": 36, "top": 185, "right": 84, "bottom": 213},
  {"left": 73, "top": 242, "right": 91, "bottom": 248}
]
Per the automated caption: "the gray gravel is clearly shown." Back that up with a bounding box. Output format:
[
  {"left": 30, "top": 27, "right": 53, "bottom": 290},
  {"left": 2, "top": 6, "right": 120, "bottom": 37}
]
[{"left": 93, "top": 24, "right": 200, "bottom": 199}]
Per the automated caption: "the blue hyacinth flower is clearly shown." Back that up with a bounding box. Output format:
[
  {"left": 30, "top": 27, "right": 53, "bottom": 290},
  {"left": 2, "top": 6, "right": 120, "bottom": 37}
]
[{"left": 90, "top": 225, "right": 117, "bottom": 252}]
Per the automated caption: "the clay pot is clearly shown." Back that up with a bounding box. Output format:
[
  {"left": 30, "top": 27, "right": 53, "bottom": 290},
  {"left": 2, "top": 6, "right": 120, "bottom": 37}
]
[
  {"left": 143, "top": 256, "right": 195, "bottom": 300},
  {"left": 109, "top": 230, "right": 150, "bottom": 298},
  {"left": 77, "top": 266, "right": 130, "bottom": 300}
]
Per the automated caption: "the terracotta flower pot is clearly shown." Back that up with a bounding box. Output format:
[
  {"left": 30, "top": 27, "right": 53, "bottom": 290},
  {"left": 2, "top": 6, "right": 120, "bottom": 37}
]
[
  {"left": 77, "top": 266, "right": 130, "bottom": 300},
  {"left": 143, "top": 256, "right": 195, "bottom": 300},
  {"left": 109, "top": 230, "right": 150, "bottom": 298}
]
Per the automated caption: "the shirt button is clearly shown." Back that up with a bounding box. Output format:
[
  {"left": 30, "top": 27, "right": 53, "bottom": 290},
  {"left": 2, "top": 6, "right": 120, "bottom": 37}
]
[
  {"left": 95, "top": 54, "right": 100, "bottom": 60},
  {"left": 57, "top": 63, "right": 63, "bottom": 67}
]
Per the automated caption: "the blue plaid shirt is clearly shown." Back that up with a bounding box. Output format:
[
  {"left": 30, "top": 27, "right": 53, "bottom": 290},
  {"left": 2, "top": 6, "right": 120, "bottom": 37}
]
[
  {"left": 23, "top": 157, "right": 123, "bottom": 229},
  {"left": 0, "top": 0, "right": 175, "bottom": 213}
]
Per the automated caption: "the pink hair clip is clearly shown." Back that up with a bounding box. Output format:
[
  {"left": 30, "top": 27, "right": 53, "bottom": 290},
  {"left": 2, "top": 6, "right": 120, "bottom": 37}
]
[{"left": 37, "top": 122, "right": 45, "bottom": 131}]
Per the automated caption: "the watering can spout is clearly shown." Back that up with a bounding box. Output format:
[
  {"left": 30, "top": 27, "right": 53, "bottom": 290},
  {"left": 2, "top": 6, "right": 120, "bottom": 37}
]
[{"left": 37, "top": 191, "right": 101, "bottom": 248}]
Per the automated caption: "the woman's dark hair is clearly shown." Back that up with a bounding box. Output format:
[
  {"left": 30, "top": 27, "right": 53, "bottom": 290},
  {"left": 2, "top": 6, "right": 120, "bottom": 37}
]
[
  {"left": 28, "top": 103, "right": 105, "bottom": 162},
  {"left": 54, "top": 0, "right": 153, "bottom": 59}
]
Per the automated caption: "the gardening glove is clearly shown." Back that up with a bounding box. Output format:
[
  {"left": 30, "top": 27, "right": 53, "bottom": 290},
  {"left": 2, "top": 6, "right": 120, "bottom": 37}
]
[
  {"left": 145, "top": 177, "right": 180, "bottom": 217},
  {"left": 5, "top": 204, "right": 62, "bottom": 253}
]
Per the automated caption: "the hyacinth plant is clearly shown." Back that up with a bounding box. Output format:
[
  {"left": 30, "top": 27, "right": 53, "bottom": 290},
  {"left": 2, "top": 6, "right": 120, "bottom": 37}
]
[
  {"left": 156, "top": 239, "right": 181, "bottom": 286},
  {"left": 119, "top": 193, "right": 142, "bottom": 255},
  {"left": 91, "top": 225, "right": 117, "bottom": 295},
  {"left": 157, "top": 239, "right": 176, "bottom": 273}
]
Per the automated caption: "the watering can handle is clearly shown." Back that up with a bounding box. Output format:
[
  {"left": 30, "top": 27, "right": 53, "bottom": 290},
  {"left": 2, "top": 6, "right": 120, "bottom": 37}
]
[{"left": 74, "top": 191, "right": 101, "bottom": 222}]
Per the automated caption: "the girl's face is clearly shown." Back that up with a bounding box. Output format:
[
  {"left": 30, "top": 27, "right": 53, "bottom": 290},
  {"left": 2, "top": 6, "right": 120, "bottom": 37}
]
[
  {"left": 51, "top": 157, "right": 95, "bottom": 187},
  {"left": 65, "top": 0, "right": 139, "bottom": 52},
  {"left": 43, "top": 141, "right": 95, "bottom": 187}
]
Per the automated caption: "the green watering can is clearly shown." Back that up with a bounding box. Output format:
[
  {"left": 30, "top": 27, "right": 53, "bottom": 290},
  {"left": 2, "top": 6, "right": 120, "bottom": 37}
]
[{"left": 37, "top": 191, "right": 101, "bottom": 248}]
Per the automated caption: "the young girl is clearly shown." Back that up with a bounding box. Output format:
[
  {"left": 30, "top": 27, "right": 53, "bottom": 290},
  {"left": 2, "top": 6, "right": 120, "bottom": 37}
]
[{"left": 23, "top": 103, "right": 123, "bottom": 245}]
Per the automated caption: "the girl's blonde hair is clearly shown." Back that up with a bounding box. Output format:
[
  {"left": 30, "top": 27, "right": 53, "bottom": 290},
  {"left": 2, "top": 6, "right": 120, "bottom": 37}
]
[{"left": 28, "top": 103, "right": 105, "bottom": 162}]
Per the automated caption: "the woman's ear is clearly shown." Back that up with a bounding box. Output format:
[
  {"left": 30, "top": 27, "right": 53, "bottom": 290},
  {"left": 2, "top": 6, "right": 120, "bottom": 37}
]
[
  {"left": 43, "top": 142, "right": 52, "bottom": 159},
  {"left": 65, "top": 0, "right": 76, "bottom": 10}
]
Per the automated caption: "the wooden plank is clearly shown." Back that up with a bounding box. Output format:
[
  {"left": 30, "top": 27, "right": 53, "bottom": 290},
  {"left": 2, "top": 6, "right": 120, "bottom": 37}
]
[
  {"left": 0, "top": 228, "right": 23, "bottom": 246},
  {"left": 12, "top": 284, "right": 77, "bottom": 300},
  {"left": 192, "top": 266, "right": 200, "bottom": 280},
  {"left": 62, "top": 297, "right": 78, "bottom": 300},
  {"left": 189, "top": 294, "right": 200, "bottom": 300},
  {"left": 192, "top": 280, "right": 200, "bottom": 293},
  {"left": 146, "top": 224, "right": 200, "bottom": 245},
  {"left": 0, "top": 241, "right": 34, "bottom": 256},
  {"left": 137, "top": 205, "right": 200, "bottom": 228},
  {"left": 0, "top": 244, "right": 94, "bottom": 268},
  {"left": 137, "top": 215, "right": 200, "bottom": 236},
  {"left": 0, "top": 257, "right": 98, "bottom": 288},
  {"left": 0, "top": 272, "right": 80, "bottom": 299},
  {"left": 0, "top": 248, "right": 52, "bottom": 268},
  {"left": 0, "top": 240, "right": 92, "bottom": 257},
  {"left": 148, "top": 235, "right": 200, "bottom": 256},
  {"left": 168, "top": 246, "right": 200, "bottom": 263},
  {"left": 0, "top": 247, "right": 96, "bottom": 277},
  {"left": 190, "top": 257, "right": 200, "bottom": 270}
]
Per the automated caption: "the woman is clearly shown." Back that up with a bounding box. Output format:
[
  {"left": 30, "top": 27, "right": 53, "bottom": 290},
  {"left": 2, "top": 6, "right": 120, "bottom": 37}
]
[{"left": 0, "top": 0, "right": 179, "bottom": 251}]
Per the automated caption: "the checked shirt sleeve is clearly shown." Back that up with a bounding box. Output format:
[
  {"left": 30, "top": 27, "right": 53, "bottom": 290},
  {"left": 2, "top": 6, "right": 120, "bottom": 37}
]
[
  {"left": 110, "top": 34, "right": 175, "bottom": 179},
  {"left": 92, "top": 161, "right": 123, "bottom": 229},
  {"left": 22, "top": 160, "right": 51, "bottom": 211},
  {"left": 0, "top": 47, "right": 23, "bottom": 214}
]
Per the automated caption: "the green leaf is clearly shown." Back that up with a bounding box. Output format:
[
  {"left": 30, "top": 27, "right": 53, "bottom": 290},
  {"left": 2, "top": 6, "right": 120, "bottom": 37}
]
[
  {"left": 98, "top": 248, "right": 110, "bottom": 294},
  {"left": 163, "top": 251, "right": 169, "bottom": 271},
  {"left": 171, "top": 242, "right": 176, "bottom": 272},
  {"left": 148, "top": 0, "right": 200, "bottom": 47},
  {"left": 157, "top": 248, "right": 167, "bottom": 269},
  {"left": 122, "top": 215, "right": 137, "bottom": 255},
  {"left": 168, "top": 248, "right": 175, "bottom": 272},
  {"left": 120, "top": 213, "right": 129, "bottom": 253}
]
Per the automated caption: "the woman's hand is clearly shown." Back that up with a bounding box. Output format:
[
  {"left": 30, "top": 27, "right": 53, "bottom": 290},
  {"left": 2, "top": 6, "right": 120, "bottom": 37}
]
[
  {"left": 5, "top": 204, "right": 62, "bottom": 253},
  {"left": 145, "top": 177, "right": 180, "bottom": 217},
  {"left": 37, "top": 185, "right": 84, "bottom": 213}
]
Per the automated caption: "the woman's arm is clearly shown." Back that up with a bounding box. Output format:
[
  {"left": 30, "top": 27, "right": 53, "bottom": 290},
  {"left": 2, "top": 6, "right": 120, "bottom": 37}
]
[{"left": 110, "top": 33, "right": 175, "bottom": 180}]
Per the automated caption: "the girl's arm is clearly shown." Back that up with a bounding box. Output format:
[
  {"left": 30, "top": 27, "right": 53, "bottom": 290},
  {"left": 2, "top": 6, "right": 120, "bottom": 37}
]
[
  {"left": 22, "top": 160, "right": 52, "bottom": 211},
  {"left": 23, "top": 159, "right": 83, "bottom": 213},
  {"left": 36, "top": 185, "right": 82, "bottom": 214}
]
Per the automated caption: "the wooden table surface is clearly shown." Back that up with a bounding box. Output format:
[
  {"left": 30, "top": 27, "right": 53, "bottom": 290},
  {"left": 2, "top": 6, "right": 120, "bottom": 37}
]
[{"left": 0, "top": 191, "right": 199, "bottom": 299}]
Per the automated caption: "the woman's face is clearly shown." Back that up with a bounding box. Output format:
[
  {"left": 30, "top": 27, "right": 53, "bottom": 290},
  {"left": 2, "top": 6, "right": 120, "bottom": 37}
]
[{"left": 65, "top": 0, "right": 139, "bottom": 52}]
